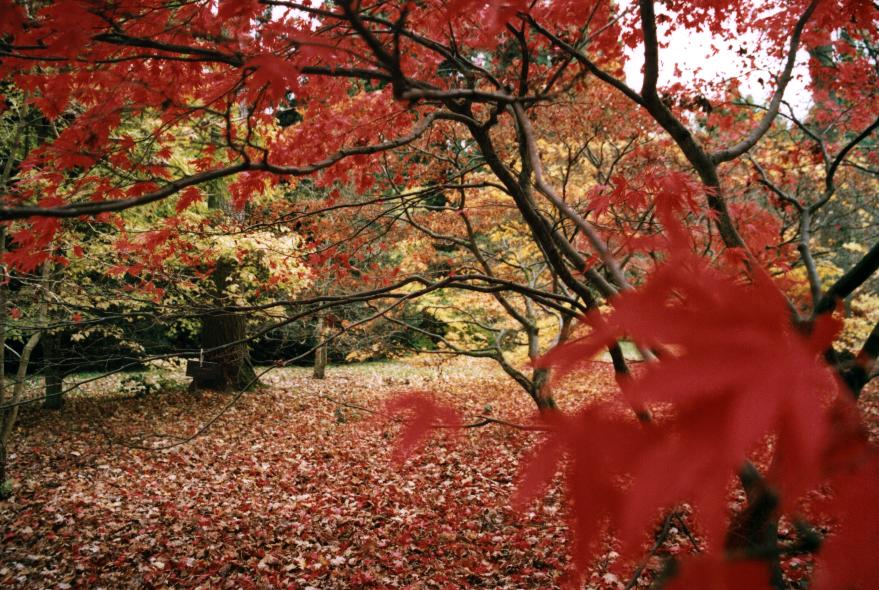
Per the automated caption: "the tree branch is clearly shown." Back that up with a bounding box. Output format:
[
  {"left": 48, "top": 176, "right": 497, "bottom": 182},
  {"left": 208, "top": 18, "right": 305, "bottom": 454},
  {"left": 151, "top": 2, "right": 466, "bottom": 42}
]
[
  {"left": 709, "top": 0, "right": 820, "bottom": 164},
  {"left": 814, "top": 240, "right": 879, "bottom": 316}
]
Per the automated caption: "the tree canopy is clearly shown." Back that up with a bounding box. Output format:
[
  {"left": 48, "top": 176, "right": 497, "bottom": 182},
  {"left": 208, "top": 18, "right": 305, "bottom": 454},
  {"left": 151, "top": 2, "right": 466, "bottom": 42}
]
[{"left": 1, "top": 0, "right": 878, "bottom": 587}]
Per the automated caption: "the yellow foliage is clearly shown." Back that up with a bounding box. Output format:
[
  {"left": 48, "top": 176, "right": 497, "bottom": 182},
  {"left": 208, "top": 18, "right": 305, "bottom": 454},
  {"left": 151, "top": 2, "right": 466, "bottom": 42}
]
[{"left": 837, "top": 292, "right": 879, "bottom": 352}]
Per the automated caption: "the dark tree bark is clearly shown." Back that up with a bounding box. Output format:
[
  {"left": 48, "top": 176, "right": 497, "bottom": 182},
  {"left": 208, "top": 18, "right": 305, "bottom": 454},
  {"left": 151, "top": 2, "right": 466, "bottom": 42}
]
[
  {"left": 194, "top": 311, "right": 256, "bottom": 391},
  {"left": 530, "top": 367, "right": 556, "bottom": 411},
  {"left": 0, "top": 442, "right": 7, "bottom": 496},
  {"left": 0, "top": 225, "right": 7, "bottom": 489},
  {"left": 191, "top": 258, "right": 257, "bottom": 392},
  {"left": 42, "top": 331, "right": 64, "bottom": 410},
  {"left": 313, "top": 314, "right": 327, "bottom": 380}
]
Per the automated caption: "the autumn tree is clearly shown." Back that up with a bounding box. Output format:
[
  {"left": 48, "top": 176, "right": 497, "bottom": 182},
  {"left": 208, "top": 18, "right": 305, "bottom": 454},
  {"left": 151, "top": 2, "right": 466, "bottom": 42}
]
[
  {"left": 1, "top": 0, "right": 878, "bottom": 587},
  {"left": 383, "top": 88, "right": 660, "bottom": 409}
]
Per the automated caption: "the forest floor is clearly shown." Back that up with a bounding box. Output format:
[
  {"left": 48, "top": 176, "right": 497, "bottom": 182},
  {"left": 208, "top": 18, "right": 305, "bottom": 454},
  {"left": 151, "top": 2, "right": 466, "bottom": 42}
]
[{"left": 1, "top": 358, "right": 877, "bottom": 589}]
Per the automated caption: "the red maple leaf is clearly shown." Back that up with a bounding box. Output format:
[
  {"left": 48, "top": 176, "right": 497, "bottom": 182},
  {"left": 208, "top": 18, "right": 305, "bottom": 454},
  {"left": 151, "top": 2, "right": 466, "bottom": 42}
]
[
  {"left": 666, "top": 555, "right": 772, "bottom": 590},
  {"left": 246, "top": 54, "right": 300, "bottom": 103},
  {"left": 217, "top": 0, "right": 260, "bottom": 20},
  {"left": 514, "top": 405, "right": 646, "bottom": 575},
  {"left": 0, "top": 0, "right": 26, "bottom": 37},
  {"left": 176, "top": 187, "right": 204, "bottom": 213},
  {"left": 384, "top": 392, "right": 461, "bottom": 463},
  {"left": 535, "top": 238, "right": 844, "bottom": 563}
]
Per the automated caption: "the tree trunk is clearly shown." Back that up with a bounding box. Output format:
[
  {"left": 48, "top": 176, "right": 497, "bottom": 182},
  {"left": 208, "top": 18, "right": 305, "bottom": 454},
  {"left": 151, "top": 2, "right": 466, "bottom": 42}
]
[
  {"left": 726, "top": 463, "right": 785, "bottom": 589},
  {"left": 313, "top": 314, "right": 327, "bottom": 379},
  {"left": 531, "top": 367, "right": 557, "bottom": 411},
  {"left": 1, "top": 315, "right": 44, "bottom": 489},
  {"left": 0, "top": 441, "right": 6, "bottom": 495},
  {"left": 526, "top": 317, "right": 555, "bottom": 411},
  {"left": 42, "top": 331, "right": 64, "bottom": 410},
  {"left": 1, "top": 261, "right": 49, "bottom": 487},
  {"left": 193, "top": 311, "right": 256, "bottom": 391},
  {"left": 191, "top": 258, "right": 257, "bottom": 392},
  {"left": 0, "top": 226, "right": 7, "bottom": 488}
]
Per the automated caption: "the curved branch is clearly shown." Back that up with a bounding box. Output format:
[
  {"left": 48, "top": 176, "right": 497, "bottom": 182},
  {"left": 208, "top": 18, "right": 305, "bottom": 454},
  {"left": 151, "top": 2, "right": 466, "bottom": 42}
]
[
  {"left": 524, "top": 14, "right": 644, "bottom": 106},
  {"left": 636, "top": 0, "right": 746, "bottom": 250},
  {"left": 0, "top": 163, "right": 249, "bottom": 220},
  {"left": 814, "top": 239, "right": 879, "bottom": 316},
  {"left": 814, "top": 114, "right": 879, "bottom": 211},
  {"left": 1, "top": 112, "right": 450, "bottom": 220},
  {"left": 709, "top": 0, "right": 820, "bottom": 164},
  {"left": 511, "top": 103, "right": 631, "bottom": 291}
]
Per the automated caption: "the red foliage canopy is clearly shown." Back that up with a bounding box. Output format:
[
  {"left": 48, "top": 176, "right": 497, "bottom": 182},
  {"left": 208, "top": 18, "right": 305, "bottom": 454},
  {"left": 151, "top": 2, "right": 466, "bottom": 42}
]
[{"left": 1, "top": 0, "right": 877, "bottom": 587}]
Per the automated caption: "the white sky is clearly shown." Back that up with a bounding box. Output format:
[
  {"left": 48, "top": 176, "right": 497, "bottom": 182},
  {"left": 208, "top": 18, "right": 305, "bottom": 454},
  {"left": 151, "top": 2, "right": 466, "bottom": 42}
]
[
  {"left": 269, "top": 1, "right": 814, "bottom": 117},
  {"left": 622, "top": 13, "right": 813, "bottom": 118}
]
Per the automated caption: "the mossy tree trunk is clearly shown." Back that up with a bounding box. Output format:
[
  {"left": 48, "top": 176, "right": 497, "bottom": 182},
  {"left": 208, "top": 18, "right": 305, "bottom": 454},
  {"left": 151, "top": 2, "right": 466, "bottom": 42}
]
[{"left": 39, "top": 260, "right": 66, "bottom": 409}]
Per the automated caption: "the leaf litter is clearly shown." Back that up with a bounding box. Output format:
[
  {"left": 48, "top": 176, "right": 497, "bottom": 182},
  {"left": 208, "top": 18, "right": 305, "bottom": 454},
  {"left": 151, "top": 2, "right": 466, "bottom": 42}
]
[{"left": 1, "top": 358, "right": 876, "bottom": 589}]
